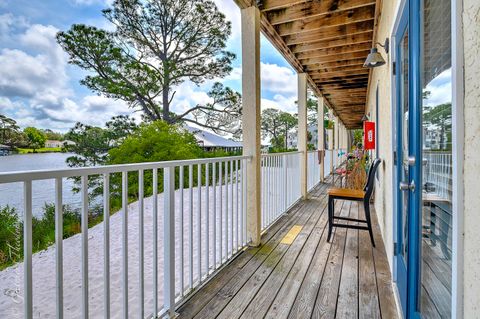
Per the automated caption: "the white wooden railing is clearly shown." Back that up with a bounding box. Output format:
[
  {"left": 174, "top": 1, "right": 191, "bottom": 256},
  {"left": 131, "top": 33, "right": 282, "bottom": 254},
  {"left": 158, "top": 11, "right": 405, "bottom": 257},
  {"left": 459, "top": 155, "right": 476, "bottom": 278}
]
[
  {"left": 0, "top": 156, "right": 249, "bottom": 319},
  {"left": 0, "top": 150, "right": 343, "bottom": 318},
  {"left": 423, "top": 151, "right": 453, "bottom": 200},
  {"left": 260, "top": 152, "right": 302, "bottom": 231}
]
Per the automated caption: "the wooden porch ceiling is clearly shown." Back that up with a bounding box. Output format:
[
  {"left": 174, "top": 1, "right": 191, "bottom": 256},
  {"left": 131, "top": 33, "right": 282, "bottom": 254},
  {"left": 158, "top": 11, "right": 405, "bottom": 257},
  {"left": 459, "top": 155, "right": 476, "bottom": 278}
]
[{"left": 234, "top": 0, "right": 382, "bottom": 129}]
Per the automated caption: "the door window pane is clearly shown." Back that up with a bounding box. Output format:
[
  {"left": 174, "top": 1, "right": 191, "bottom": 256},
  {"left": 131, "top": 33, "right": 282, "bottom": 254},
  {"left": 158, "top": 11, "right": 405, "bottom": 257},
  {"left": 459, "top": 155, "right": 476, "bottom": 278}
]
[{"left": 421, "top": 0, "right": 452, "bottom": 317}]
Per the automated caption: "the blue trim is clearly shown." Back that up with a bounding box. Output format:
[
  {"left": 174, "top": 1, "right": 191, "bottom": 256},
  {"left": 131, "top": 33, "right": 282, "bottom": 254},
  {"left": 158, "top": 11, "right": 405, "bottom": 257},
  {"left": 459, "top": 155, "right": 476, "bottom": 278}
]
[
  {"left": 394, "top": 3, "right": 409, "bottom": 315},
  {"left": 407, "top": 0, "right": 422, "bottom": 317}
]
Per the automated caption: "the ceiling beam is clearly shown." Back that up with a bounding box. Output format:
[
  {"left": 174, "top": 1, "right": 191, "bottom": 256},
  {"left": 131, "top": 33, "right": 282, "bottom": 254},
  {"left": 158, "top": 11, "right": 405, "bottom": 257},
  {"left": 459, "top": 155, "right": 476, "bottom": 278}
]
[
  {"left": 302, "top": 50, "right": 370, "bottom": 65},
  {"left": 284, "top": 21, "right": 374, "bottom": 45},
  {"left": 291, "top": 32, "right": 373, "bottom": 53},
  {"left": 276, "top": 6, "right": 375, "bottom": 36},
  {"left": 296, "top": 42, "right": 372, "bottom": 60},
  {"left": 267, "top": 0, "right": 376, "bottom": 25}
]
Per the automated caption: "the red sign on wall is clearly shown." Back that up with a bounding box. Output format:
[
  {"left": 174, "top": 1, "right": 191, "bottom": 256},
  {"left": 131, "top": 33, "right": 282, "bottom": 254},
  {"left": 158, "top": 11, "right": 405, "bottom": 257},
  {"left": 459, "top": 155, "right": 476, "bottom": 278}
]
[{"left": 364, "top": 121, "right": 376, "bottom": 150}]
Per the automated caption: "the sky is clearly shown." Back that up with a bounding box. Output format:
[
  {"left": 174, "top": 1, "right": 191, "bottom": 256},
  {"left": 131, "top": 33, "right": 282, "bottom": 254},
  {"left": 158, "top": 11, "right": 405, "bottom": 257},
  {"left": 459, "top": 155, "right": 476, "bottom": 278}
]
[{"left": 0, "top": 0, "right": 299, "bottom": 132}]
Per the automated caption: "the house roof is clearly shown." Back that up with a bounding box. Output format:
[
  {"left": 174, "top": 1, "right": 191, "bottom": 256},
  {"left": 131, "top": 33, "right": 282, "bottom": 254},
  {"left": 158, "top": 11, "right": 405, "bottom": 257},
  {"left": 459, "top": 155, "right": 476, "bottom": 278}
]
[
  {"left": 185, "top": 126, "right": 242, "bottom": 148},
  {"left": 234, "top": 0, "right": 381, "bottom": 129}
]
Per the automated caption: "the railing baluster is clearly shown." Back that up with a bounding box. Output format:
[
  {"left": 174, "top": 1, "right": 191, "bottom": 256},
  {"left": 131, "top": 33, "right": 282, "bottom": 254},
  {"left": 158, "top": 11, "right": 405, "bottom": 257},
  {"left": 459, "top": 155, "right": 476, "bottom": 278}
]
[
  {"left": 197, "top": 164, "right": 202, "bottom": 282},
  {"left": 81, "top": 175, "right": 89, "bottom": 319},
  {"left": 103, "top": 174, "right": 110, "bottom": 319},
  {"left": 225, "top": 161, "right": 230, "bottom": 259},
  {"left": 205, "top": 163, "right": 210, "bottom": 274},
  {"left": 179, "top": 165, "right": 184, "bottom": 296},
  {"left": 55, "top": 177, "right": 64, "bottom": 319},
  {"left": 24, "top": 180, "right": 33, "bottom": 319},
  {"left": 138, "top": 170, "right": 144, "bottom": 318},
  {"left": 188, "top": 164, "right": 194, "bottom": 289},
  {"left": 229, "top": 160, "right": 233, "bottom": 255},
  {"left": 235, "top": 160, "right": 239, "bottom": 251},
  {"left": 164, "top": 166, "right": 175, "bottom": 318},
  {"left": 219, "top": 162, "right": 223, "bottom": 262},
  {"left": 122, "top": 171, "right": 128, "bottom": 319},
  {"left": 240, "top": 160, "right": 245, "bottom": 247},
  {"left": 152, "top": 169, "right": 158, "bottom": 316},
  {"left": 213, "top": 163, "right": 217, "bottom": 268}
]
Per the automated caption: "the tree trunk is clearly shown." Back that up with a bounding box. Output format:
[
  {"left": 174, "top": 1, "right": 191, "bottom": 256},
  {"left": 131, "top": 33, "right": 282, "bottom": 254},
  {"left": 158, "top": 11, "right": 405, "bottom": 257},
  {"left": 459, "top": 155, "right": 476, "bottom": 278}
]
[{"left": 163, "top": 85, "right": 170, "bottom": 123}]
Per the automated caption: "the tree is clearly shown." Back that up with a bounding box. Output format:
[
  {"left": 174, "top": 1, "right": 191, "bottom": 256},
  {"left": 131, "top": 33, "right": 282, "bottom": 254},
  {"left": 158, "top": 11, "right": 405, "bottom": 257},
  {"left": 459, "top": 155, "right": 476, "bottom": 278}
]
[
  {"left": 261, "top": 109, "right": 283, "bottom": 143},
  {"left": 109, "top": 121, "right": 202, "bottom": 198},
  {"left": 423, "top": 103, "right": 452, "bottom": 150},
  {"left": 0, "top": 115, "right": 22, "bottom": 146},
  {"left": 278, "top": 112, "right": 297, "bottom": 150},
  {"left": 24, "top": 127, "right": 46, "bottom": 151},
  {"left": 57, "top": 0, "right": 239, "bottom": 133},
  {"left": 42, "top": 129, "right": 64, "bottom": 141},
  {"left": 260, "top": 108, "right": 298, "bottom": 151}
]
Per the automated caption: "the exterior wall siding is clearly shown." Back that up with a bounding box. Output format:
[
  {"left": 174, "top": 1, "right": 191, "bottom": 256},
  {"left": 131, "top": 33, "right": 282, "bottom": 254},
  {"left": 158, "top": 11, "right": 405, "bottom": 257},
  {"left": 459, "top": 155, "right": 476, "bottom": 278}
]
[
  {"left": 462, "top": 0, "right": 480, "bottom": 316},
  {"left": 365, "top": 0, "right": 400, "bottom": 273}
]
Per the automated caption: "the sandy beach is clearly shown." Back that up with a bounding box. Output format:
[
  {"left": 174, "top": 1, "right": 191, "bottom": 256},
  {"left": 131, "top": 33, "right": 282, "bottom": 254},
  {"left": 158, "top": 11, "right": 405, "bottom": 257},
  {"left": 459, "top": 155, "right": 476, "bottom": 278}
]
[{"left": 0, "top": 184, "right": 247, "bottom": 318}]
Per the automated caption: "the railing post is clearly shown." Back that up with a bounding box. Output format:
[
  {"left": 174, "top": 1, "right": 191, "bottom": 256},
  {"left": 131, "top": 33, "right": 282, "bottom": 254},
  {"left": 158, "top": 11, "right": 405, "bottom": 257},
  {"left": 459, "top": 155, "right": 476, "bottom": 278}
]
[
  {"left": 24, "top": 181, "right": 33, "bottom": 319},
  {"left": 298, "top": 73, "right": 308, "bottom": 199},
  {"left": 318, "top": 97, "right": 325, "bottom": 182},
  {"left": 241, "top": 5, "right": 261, "bottom": 246},
  {"left": 283, "top": 155, "right": 288, "bottom": 211},
  {"left": 164, "top": 166, "right": 176, "bottom": 318}
]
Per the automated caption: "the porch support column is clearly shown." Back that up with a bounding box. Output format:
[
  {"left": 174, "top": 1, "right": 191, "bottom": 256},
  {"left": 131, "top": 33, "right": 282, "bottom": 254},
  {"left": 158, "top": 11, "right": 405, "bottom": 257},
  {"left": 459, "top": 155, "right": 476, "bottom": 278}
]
[
  {"left": 317, "top": 97, "right": 325, "bottom": 182},
  {"left": 241, "top": 6, "right": 261, "bottom": 246},
  {"left": 328, "top": 109, "right": 334, "bottom": 174},
  {"left": 298, "top": 73, "right": 308, "bottom": 199}
]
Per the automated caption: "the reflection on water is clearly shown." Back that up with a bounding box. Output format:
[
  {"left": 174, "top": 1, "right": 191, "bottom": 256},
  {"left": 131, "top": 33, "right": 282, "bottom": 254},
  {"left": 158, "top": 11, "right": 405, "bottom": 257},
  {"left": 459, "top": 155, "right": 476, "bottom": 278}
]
[{"left": 0, "top": 153, "right": 81, "bottom": 217}]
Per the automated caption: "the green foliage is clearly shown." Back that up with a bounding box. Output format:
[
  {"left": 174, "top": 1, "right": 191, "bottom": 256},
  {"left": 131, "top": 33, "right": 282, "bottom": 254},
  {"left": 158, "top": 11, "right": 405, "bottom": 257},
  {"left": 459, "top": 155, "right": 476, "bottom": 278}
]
[
  {"left": 261, "top": 108, "right": 298, "bottom": 151},
  {"left": 423, "top": 103, "right": 452, "bottom": 150},
  {"left": 57, "top": 0, "right": 239, "bottom": 134},
  {"left": 0, "top": 114, "right": 26, "bottom": 147},
  {"left": 352, "top": 129, "right": 363, "bottom": 147},
  {"left": 42, "top": 129, "right": 64, "bottom": 141},
  {"left": 109, "top": 121, "right": 202, "bottom": 164},
  {"left": 17, "top": 147, "right": 63, "bottom": 154},
  {"left": 0, "top": 205, "right": 81, "bottom": 270},
  {"left": 24, "top": 127, "right": 47, "bottom": 151}
]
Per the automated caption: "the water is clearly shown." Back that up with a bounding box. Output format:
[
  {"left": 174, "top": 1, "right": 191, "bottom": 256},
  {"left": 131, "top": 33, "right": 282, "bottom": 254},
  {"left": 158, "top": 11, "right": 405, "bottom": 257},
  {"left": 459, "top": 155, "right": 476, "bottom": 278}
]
[{"left": 0, "top": 153, "right": 81, "bottom": 217}]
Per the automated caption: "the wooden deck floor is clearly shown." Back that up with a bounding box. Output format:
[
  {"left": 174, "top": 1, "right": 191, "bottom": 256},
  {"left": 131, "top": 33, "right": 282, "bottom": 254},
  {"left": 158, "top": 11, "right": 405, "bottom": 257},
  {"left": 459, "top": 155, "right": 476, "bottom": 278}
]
[{"left": 177, "top": 181, "right": 399, "bottom": 319}]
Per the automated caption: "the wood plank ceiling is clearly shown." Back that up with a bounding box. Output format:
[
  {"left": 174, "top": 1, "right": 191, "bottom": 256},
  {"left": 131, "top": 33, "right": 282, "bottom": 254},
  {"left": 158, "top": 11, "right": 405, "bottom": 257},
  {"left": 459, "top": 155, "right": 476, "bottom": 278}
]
[{"left": 234, "top": 0, "right": 381, "bottom": 129}]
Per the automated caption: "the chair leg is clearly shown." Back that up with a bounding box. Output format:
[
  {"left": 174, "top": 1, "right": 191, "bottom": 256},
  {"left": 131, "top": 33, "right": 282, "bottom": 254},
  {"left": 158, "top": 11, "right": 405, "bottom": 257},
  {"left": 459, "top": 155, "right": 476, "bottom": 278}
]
[
  {"left": 327, "top": 196, "right": 334, "bottom": 243},
  {"left": 364, "top": 200, "right": 376, "bottom": 247}
]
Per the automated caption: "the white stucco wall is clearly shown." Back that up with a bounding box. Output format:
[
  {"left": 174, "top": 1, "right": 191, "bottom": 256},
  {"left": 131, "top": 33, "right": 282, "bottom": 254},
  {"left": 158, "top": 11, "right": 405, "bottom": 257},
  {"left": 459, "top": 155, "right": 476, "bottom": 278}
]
[
  {"left": 462, "top": 0, "right": 480, "bottom": 316},
  {"left": 365, "top": 0, "right": 400, "bottom": 273}
]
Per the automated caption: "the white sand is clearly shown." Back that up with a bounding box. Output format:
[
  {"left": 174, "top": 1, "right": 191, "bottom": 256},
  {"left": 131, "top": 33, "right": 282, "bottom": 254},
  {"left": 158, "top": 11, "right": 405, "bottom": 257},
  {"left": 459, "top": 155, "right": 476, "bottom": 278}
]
[{"left": 0, "top": 183, "right": 252, "bottom": 319}]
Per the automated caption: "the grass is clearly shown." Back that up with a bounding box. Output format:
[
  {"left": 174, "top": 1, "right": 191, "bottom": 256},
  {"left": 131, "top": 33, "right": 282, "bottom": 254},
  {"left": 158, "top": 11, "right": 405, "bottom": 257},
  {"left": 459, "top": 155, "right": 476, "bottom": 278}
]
[
  {"left": 0, "top": 204, "right": 90, "bottom": 270},
  {"left": 17, "top": 147, "right": 63, "bottom": 154}
]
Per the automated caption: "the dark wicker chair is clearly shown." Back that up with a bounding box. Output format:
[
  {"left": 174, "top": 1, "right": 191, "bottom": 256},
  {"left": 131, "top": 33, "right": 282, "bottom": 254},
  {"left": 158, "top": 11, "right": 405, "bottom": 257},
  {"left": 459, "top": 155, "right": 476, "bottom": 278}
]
[{"left": 326, "top": 158, "right": 382, "bottom": 246}]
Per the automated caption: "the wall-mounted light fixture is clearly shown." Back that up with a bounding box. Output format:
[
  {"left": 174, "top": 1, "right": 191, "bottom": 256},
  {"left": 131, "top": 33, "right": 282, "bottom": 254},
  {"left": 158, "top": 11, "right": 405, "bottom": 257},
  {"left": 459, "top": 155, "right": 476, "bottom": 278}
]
[
  {"left": 363, "top": 38, "right": 390, "bottom": 68},
  {"left": 361, "top": 113, "right": 370, "bottom": 122}
]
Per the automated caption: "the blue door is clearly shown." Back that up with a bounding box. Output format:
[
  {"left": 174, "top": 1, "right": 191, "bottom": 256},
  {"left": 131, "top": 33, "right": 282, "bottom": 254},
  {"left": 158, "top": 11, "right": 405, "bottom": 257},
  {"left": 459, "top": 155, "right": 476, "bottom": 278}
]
[
  {"left": 394, "top": 4, "right": 410, "bottom": 313},
  {"left": 395, "top": 1, "right": 423, "bottom": 318}
]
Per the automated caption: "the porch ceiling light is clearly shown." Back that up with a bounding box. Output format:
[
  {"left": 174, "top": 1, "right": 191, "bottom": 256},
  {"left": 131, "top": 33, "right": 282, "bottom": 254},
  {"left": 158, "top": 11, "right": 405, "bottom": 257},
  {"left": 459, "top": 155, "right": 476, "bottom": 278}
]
[{"left": 363, "top": 38, "right": 389, "bottom": 68}]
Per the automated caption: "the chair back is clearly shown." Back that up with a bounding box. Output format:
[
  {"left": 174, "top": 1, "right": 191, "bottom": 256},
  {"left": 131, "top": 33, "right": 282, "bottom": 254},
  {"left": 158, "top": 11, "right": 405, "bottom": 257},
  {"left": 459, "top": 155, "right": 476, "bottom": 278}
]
[{"left": 363, "top": 158, "right": 382, "bottom": 200}]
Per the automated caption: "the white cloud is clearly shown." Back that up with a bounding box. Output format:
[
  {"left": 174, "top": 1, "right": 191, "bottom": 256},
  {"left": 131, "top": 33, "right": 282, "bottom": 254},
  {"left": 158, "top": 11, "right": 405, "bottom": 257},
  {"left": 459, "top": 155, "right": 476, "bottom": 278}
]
[
  {"left": 424, "top": 68, "right": 452, "bottom": 107},
  {"left": 261, "top": 62, "right": 297, "bottom": 96},
  {"left": 214, "top": 0, "right": 241, "bottom": 42},
  {"left": 0, "top": 24, "right": 70, "bottom": 107}
]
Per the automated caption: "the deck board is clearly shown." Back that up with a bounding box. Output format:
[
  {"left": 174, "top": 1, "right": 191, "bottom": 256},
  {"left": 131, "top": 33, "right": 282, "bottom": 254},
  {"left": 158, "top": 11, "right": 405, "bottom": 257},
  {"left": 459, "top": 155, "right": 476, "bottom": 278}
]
[{"left": 177, "top": 181, "right": 399, "bottom": 319}]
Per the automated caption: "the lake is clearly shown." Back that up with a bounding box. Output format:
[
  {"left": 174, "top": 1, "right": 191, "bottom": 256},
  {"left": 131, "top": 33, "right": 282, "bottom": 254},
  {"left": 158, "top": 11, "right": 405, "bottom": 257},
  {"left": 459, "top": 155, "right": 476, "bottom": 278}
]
[{"left": 0, "top": 153, "right": 82, "bottom": 217}]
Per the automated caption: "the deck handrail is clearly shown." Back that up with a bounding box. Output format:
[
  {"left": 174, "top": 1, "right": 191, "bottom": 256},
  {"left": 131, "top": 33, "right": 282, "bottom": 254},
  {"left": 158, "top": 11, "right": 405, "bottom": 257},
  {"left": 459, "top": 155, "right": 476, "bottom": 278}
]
[{"left": 0, "top": 151, "right": 342, "bottom": 318}]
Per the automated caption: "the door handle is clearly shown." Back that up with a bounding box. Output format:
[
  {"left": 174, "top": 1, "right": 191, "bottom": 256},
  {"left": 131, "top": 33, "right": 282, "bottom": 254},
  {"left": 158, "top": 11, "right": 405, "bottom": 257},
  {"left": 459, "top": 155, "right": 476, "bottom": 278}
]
[{"left": 399, "top": 180, "right": 415, "bottom": 192}]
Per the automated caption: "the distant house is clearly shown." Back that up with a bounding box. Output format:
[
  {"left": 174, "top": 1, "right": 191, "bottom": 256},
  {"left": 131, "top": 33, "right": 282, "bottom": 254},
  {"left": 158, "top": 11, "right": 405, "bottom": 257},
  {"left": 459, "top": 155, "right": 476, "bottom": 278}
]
[
  {"left": 45, "top": 140, "right": 63, "bottom": 148},
  {"left": 185, "top": 126, "right": 242, "bottom": 152}
]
